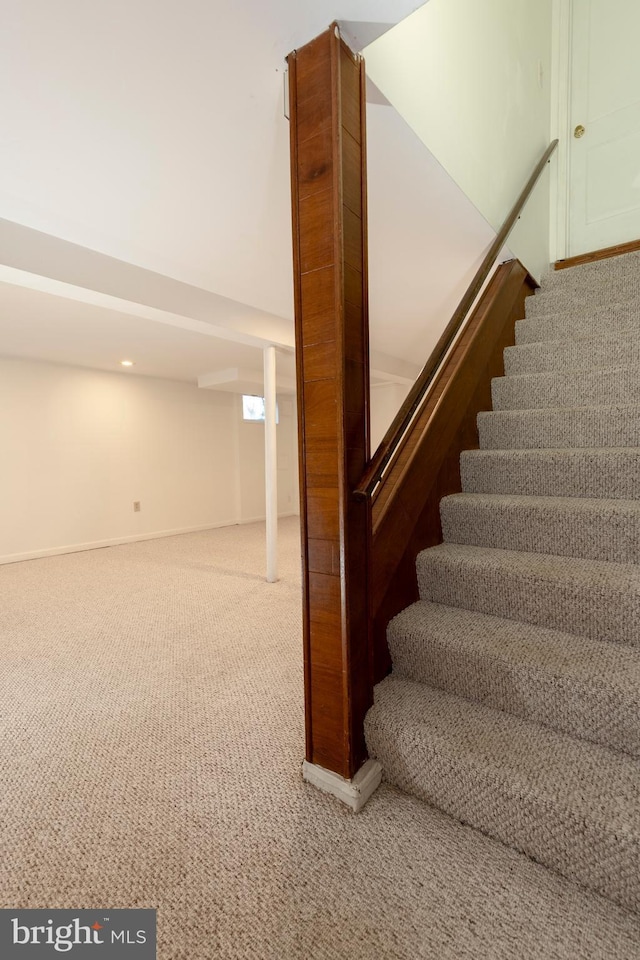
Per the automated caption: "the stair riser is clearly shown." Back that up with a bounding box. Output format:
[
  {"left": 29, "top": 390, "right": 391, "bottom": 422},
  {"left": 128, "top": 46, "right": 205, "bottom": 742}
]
[
  {"left": 492, "top": 369, "right": 640, "bottom": 411},
  {"left": 365, "top": 708, "right": 640, "bottom": 914},
  {"left": 388, "top": 613, "right": 640, "bottom": 758},
  {"left": 417, "top": 552, "right": 640, "bottom": 646},
  {"left": 478, "top": 407, "right": 640, "bottom": 450},
  {"left": 461, "top": 450, "right": 640, "bottom": 500},
  {"left": 515, "top": 309, "right": 640, "bottom": 344},
  {"left": 440, "top": 497, "right": 640, "bottom": 564},
  {"left": 504, "top": 339, "right": 640, "bottom": 375}
]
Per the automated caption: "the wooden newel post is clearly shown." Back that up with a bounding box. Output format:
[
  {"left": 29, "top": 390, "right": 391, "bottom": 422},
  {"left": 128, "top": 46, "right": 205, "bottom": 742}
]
[{"left": 288, "top": 25, "right": 373, "bottom": 782}]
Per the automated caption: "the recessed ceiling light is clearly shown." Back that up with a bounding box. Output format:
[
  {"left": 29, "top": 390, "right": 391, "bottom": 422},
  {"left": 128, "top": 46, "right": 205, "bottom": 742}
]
[{"left": 120, "top": 360, "right": 135, "bottom": 367}]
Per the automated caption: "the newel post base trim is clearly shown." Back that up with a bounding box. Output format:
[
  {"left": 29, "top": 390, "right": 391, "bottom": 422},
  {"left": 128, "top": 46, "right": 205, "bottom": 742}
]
[{"left": 302, "top": 758, "right": 382, "bottom": 813}]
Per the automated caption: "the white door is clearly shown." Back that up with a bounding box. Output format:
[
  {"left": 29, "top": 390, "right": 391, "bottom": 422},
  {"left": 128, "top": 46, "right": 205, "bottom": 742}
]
[{"left": 568, "top": 0, "right": 640, "bottom": 256}]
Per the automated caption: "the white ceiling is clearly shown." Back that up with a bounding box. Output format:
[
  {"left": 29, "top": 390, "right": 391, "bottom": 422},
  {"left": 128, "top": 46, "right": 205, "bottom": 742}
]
[
  {"left": 0, "top": 281, "right": 296, "bottom": 383},
  {"left": 0, "top": 0, "right": 500, "bottom": 390}
]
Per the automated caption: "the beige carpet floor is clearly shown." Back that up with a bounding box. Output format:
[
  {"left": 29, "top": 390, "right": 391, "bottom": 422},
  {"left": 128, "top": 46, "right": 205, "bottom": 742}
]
[{"left": 1, "top": 517, "right": 639, "bottom": 959}]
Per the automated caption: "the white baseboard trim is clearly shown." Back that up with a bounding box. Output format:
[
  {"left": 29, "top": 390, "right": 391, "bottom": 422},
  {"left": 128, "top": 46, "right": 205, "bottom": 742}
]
[
  {"left": 302, "top": 758, "right": 382, "bottom": 813},
  {"left": 0, "top": 512, "right": 301, "bottom": 566}
]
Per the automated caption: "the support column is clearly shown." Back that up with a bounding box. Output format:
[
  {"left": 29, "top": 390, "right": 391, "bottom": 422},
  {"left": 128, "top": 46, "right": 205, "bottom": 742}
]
[
  {"left": 288, "top": 25, "right": 374, "bottom": 785},
  {"left": 264, "top": 345, "right": 278, "bottom": 583}
]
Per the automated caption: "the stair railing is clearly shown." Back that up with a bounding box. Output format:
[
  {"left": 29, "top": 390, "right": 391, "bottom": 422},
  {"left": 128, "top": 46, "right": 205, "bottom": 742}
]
[{"left": 288, "top": 22, "right": 558, "bottom": 787}]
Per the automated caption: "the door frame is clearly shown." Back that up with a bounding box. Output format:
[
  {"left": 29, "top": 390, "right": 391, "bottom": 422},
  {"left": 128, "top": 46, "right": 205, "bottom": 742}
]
[{"left": 549, "top": 0, "right": 574, "bottom": 262}]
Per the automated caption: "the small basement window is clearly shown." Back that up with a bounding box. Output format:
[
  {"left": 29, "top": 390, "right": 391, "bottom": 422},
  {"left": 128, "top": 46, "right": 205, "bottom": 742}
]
[{"left": 242, "top": 395, "right": 279, "bottom": 423}]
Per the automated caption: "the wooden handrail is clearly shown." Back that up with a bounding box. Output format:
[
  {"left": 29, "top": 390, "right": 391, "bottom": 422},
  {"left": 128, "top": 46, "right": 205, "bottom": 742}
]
[{"left": 354, "top": 138, "right": 558, "bottom": 501}]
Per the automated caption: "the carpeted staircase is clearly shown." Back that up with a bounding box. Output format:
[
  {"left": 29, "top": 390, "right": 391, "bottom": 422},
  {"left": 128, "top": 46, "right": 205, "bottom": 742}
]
[{"left": 365, "top": 250, "right": 640, "bottom": 914}]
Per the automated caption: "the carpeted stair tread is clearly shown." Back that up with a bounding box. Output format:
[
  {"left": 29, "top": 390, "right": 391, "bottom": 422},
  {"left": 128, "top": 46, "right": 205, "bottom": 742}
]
[
  {"left": 416, "top": 542, "right": 640, "bottom": 646},
  {"left": 388, "top": 601, "right": 640, "bottom": 756},
  {"left": 526, "top": 285, "right": 640, "bottom": 319},
  {"left": 492, "top": 365, "right": 640, "bottom": 411},
  {"left": 461, "top": 447, "right": 640, "bottom": 499},
  {"left": 543, "top": 250, "right": 640, "bottom": 293},
  {"left": 365, "top": 675, "right": 640, "bottom": 913},
  {"left": 365, "top": 251, "right": 640, "bottom": 913},
  {"left": 477, "top": 404, "right": 640, "bottom": 450},
  {"left": 515, "top": 305, "right": 640, "bottom": 343},
  {"left": 529, "top": 287, "right": 640, "bottom": 319},
  {"left": 439, "top": 493, "right": 640, "bottom": 563},
  {"left": 504, "top": 336, "right": 640, "bottom": 375}
]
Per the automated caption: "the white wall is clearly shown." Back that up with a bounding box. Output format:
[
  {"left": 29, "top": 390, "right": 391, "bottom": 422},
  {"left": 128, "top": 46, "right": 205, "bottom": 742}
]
[
  {"left": 365, "top": 0, "right": 554, "bottom": 281},
  {"left": 0, "top": 358, "right": 298, "bottom": 563},
  {"left": 370, "top": 382, "right": 412, "bottom": 453}
]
